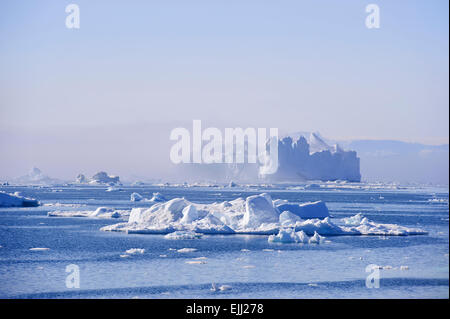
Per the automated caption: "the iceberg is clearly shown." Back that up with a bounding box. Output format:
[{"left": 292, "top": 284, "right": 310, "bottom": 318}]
[
  {"left": 0, "top": 191, "right": 39, "bottom": 207},
  {"left": 164, "top": 231, "right": 202, "bottom": 239},
  {"left": 48, "top": 207, "right": 129, "bottom": 218},
  {"left": 243, "top": 194, "right": 280, "bottom": 228}
]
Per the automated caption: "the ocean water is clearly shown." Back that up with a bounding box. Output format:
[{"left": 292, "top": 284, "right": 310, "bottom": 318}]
[{"left": 0, "top": 184, "right": 448, "bottom": 299}]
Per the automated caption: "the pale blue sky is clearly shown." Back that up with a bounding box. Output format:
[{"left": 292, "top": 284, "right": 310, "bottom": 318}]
[{"left": 0, "top": 0, "right": 448, "bottom": 179}]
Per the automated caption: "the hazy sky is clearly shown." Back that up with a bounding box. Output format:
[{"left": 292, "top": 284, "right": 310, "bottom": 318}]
[{"left": 0, "top": 0, "right": 448, "bottom": 180}]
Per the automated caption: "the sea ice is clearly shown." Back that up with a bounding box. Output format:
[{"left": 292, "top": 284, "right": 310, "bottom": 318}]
[
  {"left": 164, "top": 231, "right": 202, "bottom": 239},
  {"left": 177, "top": 248, "right": 197, "bottom": 253},
  {"left": 125, "top": 248, "right": 145, "bottom": 255}
]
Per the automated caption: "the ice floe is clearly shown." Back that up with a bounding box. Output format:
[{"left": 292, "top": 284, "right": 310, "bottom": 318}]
[
  {"left": 125, "top": 248, "right": 145, "bottom": 255},
  {"left": 100, "top": 193, "right": 426, "bottom": 236},
  {"left": 130, "top": 192, "right": 143, "bottom": 202},
  {"left": 0, "top": 191, "right": 39, "bottom": 207}
]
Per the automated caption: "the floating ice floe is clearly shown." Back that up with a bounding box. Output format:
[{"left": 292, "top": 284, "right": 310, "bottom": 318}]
[
  {"left": 130, "top": 192, "right": 166, "bottom": 203},
  {"left": 101, "top": 193, "right": 328, "bottom": 235},
  {"left": 0, "top": 191, "right": 40, "bottom": 207},
  {"left": 164, "top": 231, "right": 202, "bottom": 240},
  {"left": 29, "top": 247, "right": 50, "bottom": 251},
  {"left": 100, "top": 193, "right": 426, "bottom": 236},
  {"left": 106, "top": 186, "right": 122, "bottom": 192},
  {"left": 130, "top": 192, "right": 143, "bottom": 202},
  {"left": 268, "top": 229, "right": 323, "bottom": 244},
  {"left": 48, "top": 207, "right": 129, "bottom": 218},
  {"left": 150, "top": 192, "right": 166, "bottom": 202},
  {"left": 339, "top": 213, "right": 426, "bottom": 236}
]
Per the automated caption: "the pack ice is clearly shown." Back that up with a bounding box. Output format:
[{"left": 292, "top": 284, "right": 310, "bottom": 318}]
[
  {"left": 100, "top": 193, "right": 426, "bottom": 236},
  {"left": 0, "top": 191, "right": 39, "bottom": 207}
]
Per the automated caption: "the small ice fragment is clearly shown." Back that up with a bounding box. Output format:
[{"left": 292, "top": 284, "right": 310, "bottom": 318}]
[
  {"left": 243, "top": 265, "right": 255, "bottom": 269},
  {"left": 400, "top": 266, "right": 409, "bottom": 270},
  {"left": 308, "top": 231, "right": 324, "bottom": 244},
  {"left": 159, "top": 254, "right": 168, "bottom": 258},
  {"left": 130, "top": 192, "right": 143, "bottom": 202},
  {"left": 177, "top": 248, "right": 197, "bottom": 253},
  {"left": 241, "top": 249, "right": 250, "bottom": 252},
  {"left": 125, "top": 248, "right": 145, "bottom": 255},
  {"left": 29, "top": 248, "right": 50, "bottom": 251}
]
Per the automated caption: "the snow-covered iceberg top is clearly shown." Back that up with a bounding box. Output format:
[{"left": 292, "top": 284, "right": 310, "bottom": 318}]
[
  {"left": 0, "top": 191, "right": 39, "bottom": 207},
  {"left": 100, "top": 193, "right": 426, "bottom": 236}
]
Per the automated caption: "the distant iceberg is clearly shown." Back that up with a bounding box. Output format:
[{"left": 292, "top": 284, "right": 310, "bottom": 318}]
[{"left": 0, "top": 191, "right": 39, "bottom": 207}]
